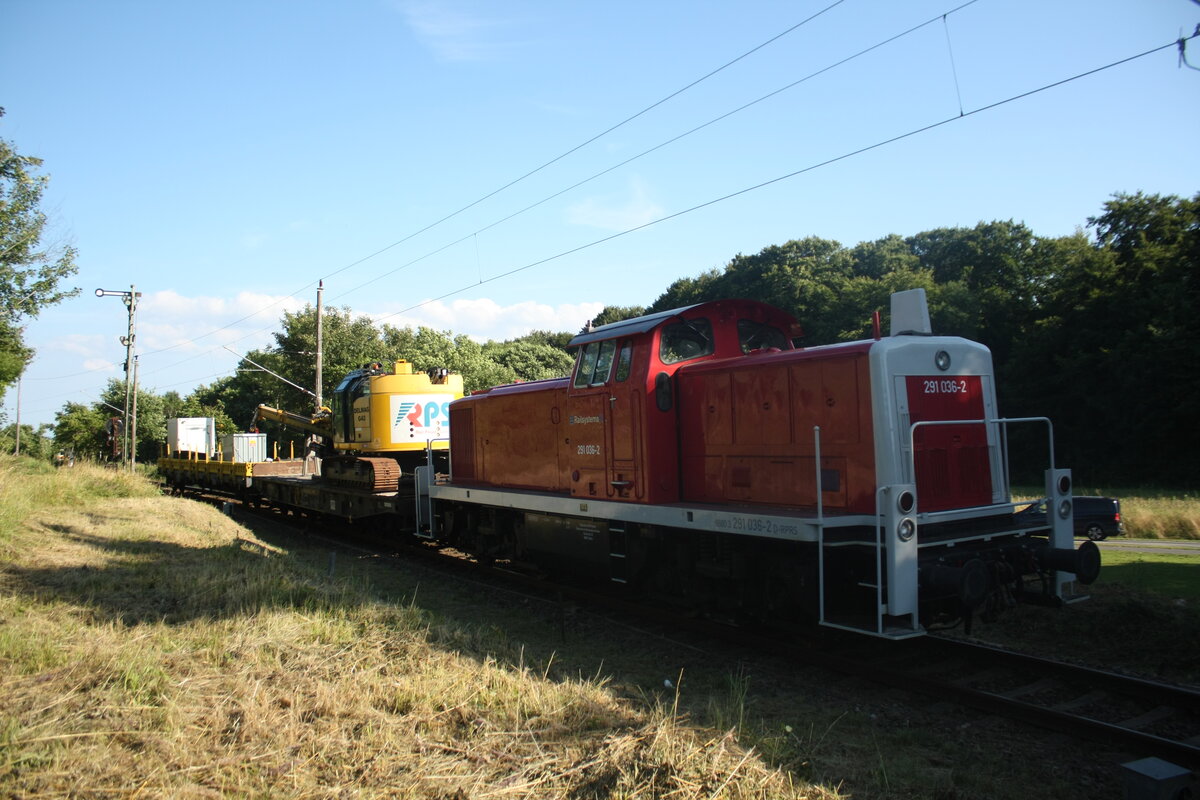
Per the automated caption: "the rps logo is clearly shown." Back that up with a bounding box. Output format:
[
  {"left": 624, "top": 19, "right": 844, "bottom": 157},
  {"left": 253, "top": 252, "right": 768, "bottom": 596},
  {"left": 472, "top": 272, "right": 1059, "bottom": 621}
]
[{"left": 391, "top": 395, "right": 453, "bottom": 441}]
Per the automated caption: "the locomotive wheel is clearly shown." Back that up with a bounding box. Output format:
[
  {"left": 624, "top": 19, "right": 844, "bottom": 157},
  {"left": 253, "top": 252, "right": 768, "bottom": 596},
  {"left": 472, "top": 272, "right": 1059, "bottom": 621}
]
[{"left": 1086, "top": 524, "right": 1106, "bottom": 541}]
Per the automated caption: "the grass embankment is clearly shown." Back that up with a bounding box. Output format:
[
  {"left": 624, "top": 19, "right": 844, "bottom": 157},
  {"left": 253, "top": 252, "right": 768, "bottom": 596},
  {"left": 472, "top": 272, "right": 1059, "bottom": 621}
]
[
  {"left": 0, "top": 456, "right": 829, "bottom": 799},
  {"left": 3, "top": 455, "right": 1195, "bottom": 799}
]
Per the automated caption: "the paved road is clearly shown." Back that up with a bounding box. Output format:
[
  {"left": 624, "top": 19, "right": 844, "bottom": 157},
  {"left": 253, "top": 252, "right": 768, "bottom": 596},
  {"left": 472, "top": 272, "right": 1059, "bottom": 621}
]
[{"left": 1096, "top": 537, "right": 1200, "bottom": 556}]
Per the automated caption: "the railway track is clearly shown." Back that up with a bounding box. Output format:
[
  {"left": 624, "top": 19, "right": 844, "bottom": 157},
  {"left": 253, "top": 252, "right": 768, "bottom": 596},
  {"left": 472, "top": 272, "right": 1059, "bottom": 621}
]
[
  {"left": 878, "top": 636, "right": 1200, "bottom": 769},
  {"left": 779, "top": 634, "right": 1200, "bottom": 772},
  {"left": 195, "top": 488, "right": 1200, "bottom": 773}
]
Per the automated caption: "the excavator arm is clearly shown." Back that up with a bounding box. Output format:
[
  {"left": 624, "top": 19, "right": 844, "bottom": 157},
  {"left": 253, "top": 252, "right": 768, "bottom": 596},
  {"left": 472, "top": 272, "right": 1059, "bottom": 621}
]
[{"left": 253, "top": 404, "right": 333, "bottom": 439}]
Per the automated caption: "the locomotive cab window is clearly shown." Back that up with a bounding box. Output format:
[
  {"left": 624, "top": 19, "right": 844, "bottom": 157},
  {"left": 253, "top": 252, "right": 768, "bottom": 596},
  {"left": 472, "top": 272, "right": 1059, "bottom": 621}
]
[
  {"left": 738, "top": 319, "right": 789, "bottom": 353},
  {"left": 573, "top": 340, "right": 618, "bottom": 387},
  {"left": 659, "top": 318, "right": 713, "bottom": 365},
  {"left": 614, "top": 340, "right": 633, "bottom": 382}
]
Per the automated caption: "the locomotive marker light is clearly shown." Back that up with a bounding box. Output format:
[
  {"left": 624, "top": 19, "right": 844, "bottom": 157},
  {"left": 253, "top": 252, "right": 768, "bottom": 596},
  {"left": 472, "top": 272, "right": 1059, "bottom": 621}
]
[
  {"left": 935, "top": 350, "right": 951, "bottom": 371},
  {"left": 1044, "top": 467, "right": 1092, "bottom": 595},
  {"left": 884, "top": 482, "right": 919, "bottom": 625}
]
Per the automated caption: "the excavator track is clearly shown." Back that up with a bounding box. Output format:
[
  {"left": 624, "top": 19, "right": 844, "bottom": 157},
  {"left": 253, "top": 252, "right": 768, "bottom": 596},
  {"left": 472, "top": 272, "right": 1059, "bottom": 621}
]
[{"left": 324, "top": 456, "right": 401, "bottom": 493}]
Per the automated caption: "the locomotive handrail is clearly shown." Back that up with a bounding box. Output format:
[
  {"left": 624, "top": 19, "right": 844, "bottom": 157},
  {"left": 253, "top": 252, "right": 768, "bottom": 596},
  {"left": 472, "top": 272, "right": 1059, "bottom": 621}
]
[
  {"left": 815, "top": 426, "right": 825, "bottom": 625},
  {"left": 424, "top": 437, "right": 451, "bottom": 482},
  {"left": 416, "top": 437, "right": 451, "bottom": 538},
  {"left": 874, "top": 485, "right": 888, "bottom": 636}
]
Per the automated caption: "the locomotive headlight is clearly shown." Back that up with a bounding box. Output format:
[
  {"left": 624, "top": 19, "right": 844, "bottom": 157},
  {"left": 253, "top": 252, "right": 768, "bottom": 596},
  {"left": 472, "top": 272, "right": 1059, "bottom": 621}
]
[
  {"left": 897, "top": 518, "right": 916, "bottom": 542},
  {"left": 935, "top": 350, "right": 951, "bottom": 371},
  {"left": 1058, "top": 499, "right": 1072, "bottom": 520}
]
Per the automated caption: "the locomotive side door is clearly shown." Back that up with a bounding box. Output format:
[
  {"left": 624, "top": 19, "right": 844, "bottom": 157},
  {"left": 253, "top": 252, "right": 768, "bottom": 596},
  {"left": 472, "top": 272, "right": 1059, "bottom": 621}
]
[
  {"left": 566, "top": 338, "right": 643, "bottom": 501},
  {"left": 566, "top": 339, "right": 614, "bottom": 499},
  {"left": 604, "top": 339, "right": 642, "bottom": 499}
]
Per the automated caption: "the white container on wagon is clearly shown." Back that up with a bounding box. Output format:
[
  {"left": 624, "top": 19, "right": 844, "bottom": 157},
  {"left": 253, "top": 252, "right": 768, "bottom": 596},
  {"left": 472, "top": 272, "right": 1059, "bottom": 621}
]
[{"left": 167, "top": 417, "right": 216, "bottom": 456}]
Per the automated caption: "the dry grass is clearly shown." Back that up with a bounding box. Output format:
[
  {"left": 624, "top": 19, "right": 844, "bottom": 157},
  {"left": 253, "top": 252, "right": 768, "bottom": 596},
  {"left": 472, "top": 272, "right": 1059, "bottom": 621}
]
[
  {"left": 1113, "top": 493, "right": 1200, "bottom": 540},
  {"left": 0, "top": 456, "right": 835, "bottom": 799}
]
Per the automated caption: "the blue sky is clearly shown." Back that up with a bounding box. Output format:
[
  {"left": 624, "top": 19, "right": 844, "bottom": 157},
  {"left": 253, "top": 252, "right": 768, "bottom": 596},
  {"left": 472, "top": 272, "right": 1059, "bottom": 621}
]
[{"left": 3, "top": 0, "right": 1198, "bottom": 429}]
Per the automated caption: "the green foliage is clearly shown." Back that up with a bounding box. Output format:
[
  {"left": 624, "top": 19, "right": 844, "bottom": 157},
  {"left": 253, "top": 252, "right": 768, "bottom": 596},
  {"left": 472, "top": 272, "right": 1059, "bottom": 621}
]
[
  {"left": 517, "top": 329, "right": 576, "bottom": 350},
  {"left": 0, "top": 423, "right": 54, "bottom": 461},
  {"left": 590, "top": 305, "right": 646, "bottom": 329},
  {"left": 1007, "top": 192, "right": 1200, "bottom": 483},
  {"left": 0, "top": 116, "right": 81, "bottom": 395},
  {"left": 481, "top": 340, "right": 574, "bottom": 382},
  {"left": 52, "top": 402, "right": 110, "bottom": 462}
]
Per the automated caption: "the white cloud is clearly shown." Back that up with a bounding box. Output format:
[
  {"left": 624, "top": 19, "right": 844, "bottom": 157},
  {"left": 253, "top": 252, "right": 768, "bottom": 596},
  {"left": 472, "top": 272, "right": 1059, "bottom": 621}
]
[
  {"left": 399, "top": 1, "right": 518, "bottom": 62},
  {"left": 373, "top": 297, "right": 605, "bottom": 341},
  {"left": 566, "top": 177, "right": 664, "bottom": 232},
  {"left": 52, "top": 333, "right": 108, "bottom": 357},
  {"left": 132, "top": 289, "right": 307, "bottom": 355},
  {"left": 241, "top": 232, "right": 269, "bottom": 249},
  {"left": 82, "top": 358, "right": 115, "bottom": 372}
]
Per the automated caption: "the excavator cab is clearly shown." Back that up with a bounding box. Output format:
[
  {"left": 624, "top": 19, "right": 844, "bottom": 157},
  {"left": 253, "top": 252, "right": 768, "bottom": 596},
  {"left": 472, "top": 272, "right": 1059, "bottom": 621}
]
[{"left": 330, "top": 363, "right": 385, "bottom": 446}]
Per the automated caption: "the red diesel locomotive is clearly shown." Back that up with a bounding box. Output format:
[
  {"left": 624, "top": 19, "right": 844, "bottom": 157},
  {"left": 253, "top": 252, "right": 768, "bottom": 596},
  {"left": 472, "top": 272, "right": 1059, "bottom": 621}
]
[{"left": 430, "top": 289, "right": 1098, "bottom": 638}]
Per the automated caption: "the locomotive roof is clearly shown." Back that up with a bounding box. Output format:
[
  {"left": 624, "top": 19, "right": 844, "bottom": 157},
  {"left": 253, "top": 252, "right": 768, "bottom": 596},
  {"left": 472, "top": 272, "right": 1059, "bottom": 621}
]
[
  {"left": 568, "top": 299, "right": 794, "bottom": 348},
  {"left": 567, "top": 304, "right": 703, "bottom": 348}
]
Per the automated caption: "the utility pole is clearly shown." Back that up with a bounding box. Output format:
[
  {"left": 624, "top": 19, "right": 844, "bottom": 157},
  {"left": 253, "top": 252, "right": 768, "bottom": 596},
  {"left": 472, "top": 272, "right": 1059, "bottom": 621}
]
[
  {"left": 315, "top": 280, "right": 324, "bottom": 411},
  {"left": 96, "top": 285, "right": 142, "bottom": 472},
  {"left": 13, "top": 375, "right": 20, "bottom": 456},
  {"left": 131, "top": 354, "right": 139, "bottom": 470}
]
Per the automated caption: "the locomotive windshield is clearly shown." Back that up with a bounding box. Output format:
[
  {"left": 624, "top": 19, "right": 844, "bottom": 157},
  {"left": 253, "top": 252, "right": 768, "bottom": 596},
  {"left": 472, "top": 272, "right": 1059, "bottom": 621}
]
[
  {"left": 573, "top": 339, "right": 618, "bottom": 387},
  {"left": 738, "top": 319, "right": 789, "bottom": 353},
  {"left": 659, "top": 318, "right": 714, "bottom": 364}
]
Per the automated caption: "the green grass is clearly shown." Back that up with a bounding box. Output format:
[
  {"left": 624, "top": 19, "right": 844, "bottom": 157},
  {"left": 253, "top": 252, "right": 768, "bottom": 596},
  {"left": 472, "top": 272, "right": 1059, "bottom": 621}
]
[{"left": 1099, "top": 548, "right": 1200, "bottom": 602}]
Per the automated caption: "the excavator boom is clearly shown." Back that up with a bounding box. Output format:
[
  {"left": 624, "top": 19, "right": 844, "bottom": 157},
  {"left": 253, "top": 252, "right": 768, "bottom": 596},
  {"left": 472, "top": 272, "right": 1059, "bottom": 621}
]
[{"left": 253, "top": 404, "right": 332, "bottom": 438}]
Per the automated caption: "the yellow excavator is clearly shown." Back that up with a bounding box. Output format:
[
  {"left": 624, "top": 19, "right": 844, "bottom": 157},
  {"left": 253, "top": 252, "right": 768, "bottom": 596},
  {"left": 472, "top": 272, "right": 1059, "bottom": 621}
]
[{"left": 254, "top": 360, "right": 464, "bottom": 492}]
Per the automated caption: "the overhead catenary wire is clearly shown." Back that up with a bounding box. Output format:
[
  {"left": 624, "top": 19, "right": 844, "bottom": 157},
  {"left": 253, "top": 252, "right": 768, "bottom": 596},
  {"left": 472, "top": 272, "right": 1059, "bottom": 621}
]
[
  {"left": 125, "top": 2, "right": 848, "bottom": 367},
  {"left": 332, "top": 0, "right": 983, "bottom": 304},
  {"left": 375, "top": 34, "right": 1196, "bottom": 325}
]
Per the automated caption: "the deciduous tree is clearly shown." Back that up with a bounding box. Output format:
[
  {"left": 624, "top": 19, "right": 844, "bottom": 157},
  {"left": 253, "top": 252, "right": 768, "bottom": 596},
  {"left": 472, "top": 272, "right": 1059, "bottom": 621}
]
[{"left": 1, "top": 112, "right": 80, "bottom": 395}]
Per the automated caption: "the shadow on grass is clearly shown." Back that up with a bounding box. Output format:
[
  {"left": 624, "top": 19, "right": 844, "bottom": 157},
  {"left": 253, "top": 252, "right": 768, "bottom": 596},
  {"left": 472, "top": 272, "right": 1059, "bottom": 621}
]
[
  {"left": 1100, "top": 560, "right": 1200, "bottom": 602},
  {"left": 5, "top": 516, "right": 342, "bottom": 626}
]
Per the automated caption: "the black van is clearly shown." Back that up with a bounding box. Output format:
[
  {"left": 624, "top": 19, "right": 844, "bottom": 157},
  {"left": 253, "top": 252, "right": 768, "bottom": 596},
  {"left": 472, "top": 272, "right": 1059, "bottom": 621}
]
[
  {"left": 1073, "top": 496, "right": 1125, "bottom": 540},
  {"left": 1016, "top": 496, "right": 1125, "bottom": 540}
]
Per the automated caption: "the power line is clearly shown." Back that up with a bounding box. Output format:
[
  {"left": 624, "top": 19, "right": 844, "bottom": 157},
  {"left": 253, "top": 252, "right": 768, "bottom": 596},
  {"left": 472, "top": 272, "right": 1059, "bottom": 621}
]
[
  {"left": 376, "top": 34, "right": 1193, "bottom": 325},
  {"left": 124, "top": 2, "right": 847, "bottom": 366},
  {"left": 333, "top": 1, "right": 982, "bottom": 304},
  {"left": 316, "top": 0, "right": 849, "bottom": 286}
]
